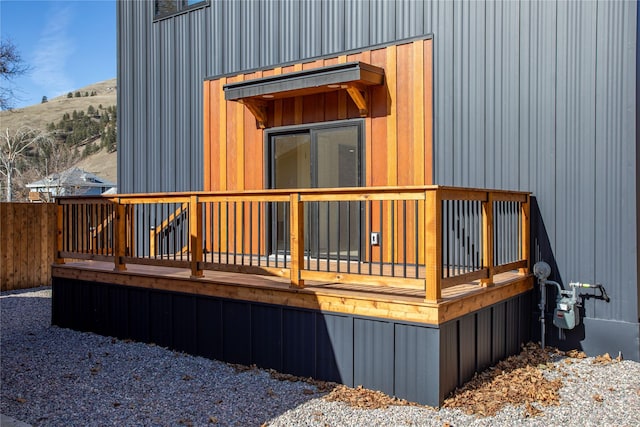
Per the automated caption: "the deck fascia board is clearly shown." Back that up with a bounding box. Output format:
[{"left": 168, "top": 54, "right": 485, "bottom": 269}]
[{"left": 52, "top": 263, "right": 532, "bottom": 326}]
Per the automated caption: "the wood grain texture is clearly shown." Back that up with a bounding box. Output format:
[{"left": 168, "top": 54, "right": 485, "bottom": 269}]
[
  {"left": 1, "top": 203, "right": 56, "bottom": 290},
  {"left": 52, "top": 262, "right": 532, "bottom": 325},
  {"left": 203, "top": 38, "right": 435, "bottom": 194}
]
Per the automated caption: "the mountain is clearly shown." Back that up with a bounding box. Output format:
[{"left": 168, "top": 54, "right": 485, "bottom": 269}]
[{"left": 0, "top": 78, "right": 118, "bottom": 184}]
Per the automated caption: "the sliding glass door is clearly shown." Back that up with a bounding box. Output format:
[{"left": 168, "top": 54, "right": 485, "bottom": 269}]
[{"left": 269, "top": 121, "right": 363, "bottom": 260}]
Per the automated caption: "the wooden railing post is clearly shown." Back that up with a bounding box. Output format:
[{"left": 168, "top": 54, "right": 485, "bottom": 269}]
[
  {"left": 190, "top": 195, "right": 204, "bottom": 278},
  {"left": 481, "top": 192, "right": 494, "bottom": 286},
  {"left": 520, "top": 194, "right": 531, "bottom": 275},
  {"left": 113, "top": 201, "right": 127, "bottom": 272},
  {"left": 289, "top": 193, "right": 305, "bottom": 289},
  {"left": 55, "top": 202, "right": 65, "bottom": 265},
  {"left": 424, "top": 189, "right": 442, "bottom": 302}
]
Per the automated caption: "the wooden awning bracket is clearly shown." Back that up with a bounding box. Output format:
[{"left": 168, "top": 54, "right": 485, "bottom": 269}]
[
  {"left": 344, "top": 84, "right": 368, "bottom": 117},
  {"left": 239, "top": 99, "right": 268, "bottom": 129}
]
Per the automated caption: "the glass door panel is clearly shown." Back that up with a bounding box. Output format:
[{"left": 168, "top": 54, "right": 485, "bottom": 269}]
[
  {"left": 273, "top": 133, "right": 311, "bottom": 253},
  {"left": 314, "top": 127, "right": 360, "bottom": 258}
]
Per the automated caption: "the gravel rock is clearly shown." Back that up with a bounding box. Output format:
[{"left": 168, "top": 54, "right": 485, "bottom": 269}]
[{"left": 2, "top": 287, "right": 639, "bottom": 426}]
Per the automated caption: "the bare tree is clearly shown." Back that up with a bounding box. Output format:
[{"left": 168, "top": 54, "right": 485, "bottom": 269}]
[
  {"left": 0, "top": 38, "right": 30, "bottom": 111},
  {"left": 0, "top": 127, "right": 50, "bottom": 201},
  {"left": 25, "top": 136, "right": 75, "bottom": 201}
]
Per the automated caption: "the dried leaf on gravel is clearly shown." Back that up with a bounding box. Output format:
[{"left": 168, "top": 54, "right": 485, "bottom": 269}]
[
  {"left": 592, "top": 353, "right": 614, "bottom": 365},
  {"left": 324, "top": 385, "right": 420, "bottom": 410},
  {"left": 565, "top": 349, "right": 587, "bottom": 359},
  {"left": 592, "top": 394, "right": 603, "bottom": 402},
  {"left": 15, "top": 397, "right": 27, "bottom": 404},
  {"left": 524, "top": 402, "right": 543, "bottom": 417},
  {"left": 442, "top": 342, "right": 562, "bottom": 417}
]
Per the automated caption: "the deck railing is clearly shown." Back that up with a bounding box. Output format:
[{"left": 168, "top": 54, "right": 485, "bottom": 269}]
[{"left": 56, "top": 186, "right": 530, "bottom": 301}]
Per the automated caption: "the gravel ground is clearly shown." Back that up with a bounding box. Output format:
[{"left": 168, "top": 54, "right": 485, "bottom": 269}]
[{"left": 2, "top": 287, "right": 639, "bottom": 426}]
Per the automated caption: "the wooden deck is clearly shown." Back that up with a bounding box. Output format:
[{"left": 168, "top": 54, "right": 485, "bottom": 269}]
[
  {"left": 51, "top": 185, "right": 533, "bottom": 407},
  {"left": 52, "top": 260, "right": 533, "bottom": 325}
]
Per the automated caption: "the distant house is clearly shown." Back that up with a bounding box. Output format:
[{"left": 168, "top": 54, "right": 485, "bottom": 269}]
[{"left": 26, "top": 167, "right": 116, "bottom": 202}]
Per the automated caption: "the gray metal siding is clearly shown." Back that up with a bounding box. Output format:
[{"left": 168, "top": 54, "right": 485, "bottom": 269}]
[
  {"left": 52, "top": 278, "right": 533, "bottom": 405},
  {"left": 353, "top": 318, "right": 394, "bottom": 395},
  {"left": 118, "top": 0, "right": 638, "bottom": 324},
  {"left": 393, "top": 323, "right": 440, "bottom": 406},
  {"left": 317, "top": 313, "right": 354, "bottom": 385}
]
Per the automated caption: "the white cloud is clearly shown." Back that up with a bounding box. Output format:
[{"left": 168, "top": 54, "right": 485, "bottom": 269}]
[{"left": 31, "top": 4, "right": 75, "bottom": 97}]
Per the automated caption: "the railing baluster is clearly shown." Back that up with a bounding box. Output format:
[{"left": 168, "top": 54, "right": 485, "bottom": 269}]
[
  {"left": 414, "top": 200, "right": 419, "bottom": 279},
  {"left": 337, "top": 200, "right": 341, "bottom": 273},
  {"left": 379, "top": 200, "right": 383, "bottom": 276},
  {"left": 346, "top": 201, "right": 351, "bottom": 273},
  {"left": 402, "top": 200, "right": 407, "bottom": 278},
  {"left": 257, "top": 202, "right": 262, "bottom": 267}
]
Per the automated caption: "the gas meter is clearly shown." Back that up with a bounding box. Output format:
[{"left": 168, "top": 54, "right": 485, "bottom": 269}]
[
  {"left": 533, "top": 261, "right": 610, "bottom": 348},
  {"left": 553, "top": 291, "right": 580, "bottom": 330},
  {"left": 553, "top": 282, "right": 610, "bottom": 330}
]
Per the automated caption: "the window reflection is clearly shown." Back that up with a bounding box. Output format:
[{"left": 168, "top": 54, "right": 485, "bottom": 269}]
[{"left": 154, "top": 0, "right": 208, "bottom": 20}]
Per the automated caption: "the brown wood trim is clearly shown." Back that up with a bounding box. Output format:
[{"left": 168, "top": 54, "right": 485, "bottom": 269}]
[
  {"left": 440, "top": 268, "right": 490, "bottom": 289},
  {"left": 121, "top": 257, "right": 190, "bottom": 269},
  {"left": 59, "top": 252, "right": 114, "bottom": 262},
  {"left": 437, "top": 276, "right": 533, "bottom": 323},
  {"left": 491, "top": 192, "right": 529, "bottom": 203},
  {"left": 299, "top": 192, "right": 426, "bottom": 202},
  {"left": 520, "top": 195, "right": 531, "bottom": 274},
  {"left": 493, "top": 260, "right": 528, "bottom": 275},
  {"left": 201, "top": 262, "right": 290, "bottom": 278},
  {"left": 300, "top": 270, "right": 424, "bottom": 290}
]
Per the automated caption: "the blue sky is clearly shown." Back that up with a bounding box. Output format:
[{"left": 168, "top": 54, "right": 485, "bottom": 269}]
[{"left": 0, "top": 0, "right": 116, "bottom": 109}]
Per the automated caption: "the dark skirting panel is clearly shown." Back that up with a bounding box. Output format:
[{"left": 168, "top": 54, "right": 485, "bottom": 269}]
[{"left": 52, "top": 277, "right": 531, "bottom": 407}]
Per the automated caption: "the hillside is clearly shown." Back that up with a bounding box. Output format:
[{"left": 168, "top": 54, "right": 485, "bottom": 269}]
[{"left": 0, "top": 78, "right": 118, "bottom": 183}]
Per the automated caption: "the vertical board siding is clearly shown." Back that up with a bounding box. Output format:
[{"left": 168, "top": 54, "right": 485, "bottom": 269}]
[
  {"left": 52, "top": 278, "right": 531, "bottom": 406},
  {"left": 252, "top": 305, "right": 283, "bottom": 370},
  {"left": 203, "top": 39, "right": 433, "bottom": 192},
  {"left": 353, "top": 318, "right": 395, "bottom": 395},
  {"left": 593, "top": 0, "right": 638, "bottom": 322},
  {"left": 317, "top": 313, "right": 354, "bottom": 384},
  {"left": 393, "top": 323, "right": 440, "bottom": 407},
  {"left": 0, "top": 203, "right": 56, "bottom": 291},
  {"left": 119, "top": 0, "right": 638, "bottom": 324}
]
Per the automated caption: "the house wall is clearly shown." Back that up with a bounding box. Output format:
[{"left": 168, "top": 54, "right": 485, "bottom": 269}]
[{"left": 117, "top": 0, "right": 639, "bottom": 357}]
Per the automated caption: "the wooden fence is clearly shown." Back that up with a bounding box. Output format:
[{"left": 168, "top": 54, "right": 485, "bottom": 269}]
[{"left": 1, "top": 203, "right": 56, "bottom": 291}]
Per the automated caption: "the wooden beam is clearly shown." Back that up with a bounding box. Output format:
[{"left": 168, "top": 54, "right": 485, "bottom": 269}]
[
  {"left": 113, "top": 203, "right": 127, "bottom": 272},
  {"left": 289, "top": 193, "right": 305, "bottom": 289},
  {"left": 55, "top": 204, "right": 65, "bottom": 264},
  {"left": 345, "top": 85, "right": 368, "bottom": 117},
  {"left": 239, "top": 99, "right": 268, "bottom": 129},
  {"left": 481, "top": 193, "right": 494, "bottom": 286},
  {"left": 190, "top": 195, "right": 203, "bottom": 278},
  {"left": 424, "top": 190, "right": 442, "bottom": 302},
  {"left": 520, "top": 195, "right": 531, "bottom": 275}
]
